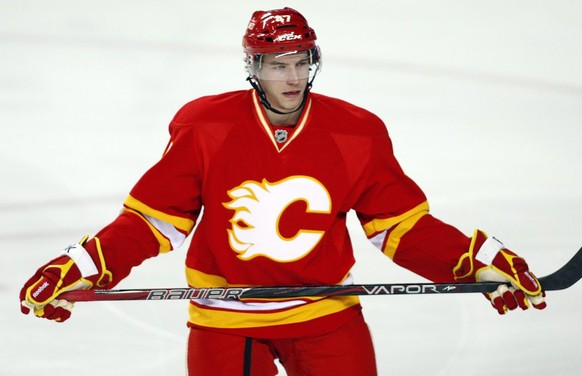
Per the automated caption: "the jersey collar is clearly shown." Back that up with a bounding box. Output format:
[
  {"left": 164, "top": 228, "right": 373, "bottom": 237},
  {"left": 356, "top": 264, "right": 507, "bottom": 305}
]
[{"left": 251, "top": 90, "right": 312, "bottom": 153}]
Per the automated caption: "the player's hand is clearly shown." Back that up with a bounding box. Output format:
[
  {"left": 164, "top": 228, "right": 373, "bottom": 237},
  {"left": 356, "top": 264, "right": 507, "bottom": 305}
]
[
  {"left": 20, "top": 237, "right": 111, "bottom": 322},
  {"left": 454, "top": 230, "right": 546, "bottom": 315}
]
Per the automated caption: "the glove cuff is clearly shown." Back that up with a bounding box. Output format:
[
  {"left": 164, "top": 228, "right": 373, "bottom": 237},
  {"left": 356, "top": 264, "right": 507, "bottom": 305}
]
[
  {"left": 83, "top": 237, "right": 113, "bottom": 288},
  {"left": 453, "top": 230, "right": 505, "bottom": 281},
  {"left": 453, "top": 229, "right": 489, "bottom": 282},
  {"left": 474, "top": 236, "right": 504, "bottom": 264},
  {"left": 61, "top": 236, "right": 98, "bottom": 278},
  {"left": 62, "top": 236, "right": 113, "bottom": 288}
]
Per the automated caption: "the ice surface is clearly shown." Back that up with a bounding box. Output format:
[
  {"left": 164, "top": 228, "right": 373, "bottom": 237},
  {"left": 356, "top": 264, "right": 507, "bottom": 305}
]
[{"left": 1, "top": 1, "right": 581, "bottom": 375}]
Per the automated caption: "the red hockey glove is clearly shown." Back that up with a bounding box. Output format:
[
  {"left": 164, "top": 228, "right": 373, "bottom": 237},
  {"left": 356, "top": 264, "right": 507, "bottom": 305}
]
[
  {"left": 20, "top": 236, "right": 112, "bottom": 322},
  {"left": 453, "top": 230, "right": 546, "bottom": 315}
]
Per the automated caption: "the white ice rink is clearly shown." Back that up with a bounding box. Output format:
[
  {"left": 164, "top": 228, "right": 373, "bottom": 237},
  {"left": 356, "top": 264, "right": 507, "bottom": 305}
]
[{"left": 1, "top": 1, "right": 581, "bottom": 375}]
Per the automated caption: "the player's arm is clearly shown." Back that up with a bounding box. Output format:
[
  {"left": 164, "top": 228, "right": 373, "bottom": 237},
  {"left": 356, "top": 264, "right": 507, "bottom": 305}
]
[
  {"left": 363, "top": 208, "right": 546, "bottom": 314},
  {"left": 356, "top": 123, "right": 545, "bottom": 314},
  {"left": 19, "top": 205, "right": 180, "bottom": 321},
  {"left": 20, "top": 122, "right": 201, "bottom": 322}
]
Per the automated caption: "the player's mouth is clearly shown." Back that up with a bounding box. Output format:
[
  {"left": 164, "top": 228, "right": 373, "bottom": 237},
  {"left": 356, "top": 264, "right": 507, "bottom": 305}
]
[{"left": 282, "top": 90, "right": 302, "bottom": 99}]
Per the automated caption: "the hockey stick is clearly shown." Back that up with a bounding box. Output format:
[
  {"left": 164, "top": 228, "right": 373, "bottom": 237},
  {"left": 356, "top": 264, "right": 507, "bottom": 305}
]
[{"left": 61, "top": 246, "right": 582, "bottom": 302}]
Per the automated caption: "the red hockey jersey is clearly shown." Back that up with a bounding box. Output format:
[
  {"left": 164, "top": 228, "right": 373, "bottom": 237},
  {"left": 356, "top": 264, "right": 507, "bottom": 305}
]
[{"left": 89, "top": 89, "right": 471, "bottom": 338}]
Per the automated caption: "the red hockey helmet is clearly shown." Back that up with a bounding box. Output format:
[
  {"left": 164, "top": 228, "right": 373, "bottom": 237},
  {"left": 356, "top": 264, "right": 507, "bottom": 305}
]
[
  {"left": 243, "top": 7, "right": 317, "bottom": 55},
  {"left": 243, "top": 8, "right": 321, "bottom": 115}
]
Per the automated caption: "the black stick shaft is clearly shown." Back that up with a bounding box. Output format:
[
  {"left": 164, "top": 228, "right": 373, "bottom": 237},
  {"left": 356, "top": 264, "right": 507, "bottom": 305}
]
[{"left": 61, "top": 246, "right": 582, "bottom": 302}]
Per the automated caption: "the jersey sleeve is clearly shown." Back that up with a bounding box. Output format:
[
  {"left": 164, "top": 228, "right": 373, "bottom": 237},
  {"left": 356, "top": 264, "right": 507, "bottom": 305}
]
[
  {"left": 81, "top": 113, "right": 203, "bottom": 288},
  {"left": 124, "top": 121, "right": 201, "bottom": 251},
  {"left": 354, "top": 121, "right": 471, "bottom": 283}
]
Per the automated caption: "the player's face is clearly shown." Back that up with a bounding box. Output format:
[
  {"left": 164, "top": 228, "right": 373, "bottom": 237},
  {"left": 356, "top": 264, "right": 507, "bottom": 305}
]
[{"left": 257, "top": 52, "right": 310, "bottom": 113}]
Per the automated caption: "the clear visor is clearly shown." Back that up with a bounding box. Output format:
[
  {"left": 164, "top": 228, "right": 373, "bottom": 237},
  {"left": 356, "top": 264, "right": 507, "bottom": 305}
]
[{"left": 247, "top": 49, "right": 321, "bottom": 82}]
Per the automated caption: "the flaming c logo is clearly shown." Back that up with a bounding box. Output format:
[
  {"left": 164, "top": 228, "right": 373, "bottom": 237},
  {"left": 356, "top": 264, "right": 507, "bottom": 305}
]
[{"left": 223, "top": 176, "right": 332, "bottom": 262}]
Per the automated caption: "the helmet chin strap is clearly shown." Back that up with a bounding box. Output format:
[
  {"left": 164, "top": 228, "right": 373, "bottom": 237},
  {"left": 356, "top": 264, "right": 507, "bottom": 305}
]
[{"left": 246, "top": 77, "right": 312, "bottom": 115}]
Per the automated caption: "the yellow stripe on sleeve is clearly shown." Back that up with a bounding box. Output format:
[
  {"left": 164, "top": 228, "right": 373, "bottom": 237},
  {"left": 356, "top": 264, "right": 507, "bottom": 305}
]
[
  {"left": 124, "top": 194, "right": 195, "bottom": 233},
  {"left": 362, "top": 201, "right": 429, "bottom": 237},
  {"left": 123, "top": 208, "right": 172, "bottom": 253},
  {"left": 382, "top": 210, "right": 428, "bottom": 259}
]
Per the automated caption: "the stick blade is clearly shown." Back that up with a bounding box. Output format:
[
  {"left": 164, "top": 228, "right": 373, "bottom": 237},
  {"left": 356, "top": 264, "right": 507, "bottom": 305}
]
[{"left": 539, "top": 247, "right": 582, "bottom": 291}]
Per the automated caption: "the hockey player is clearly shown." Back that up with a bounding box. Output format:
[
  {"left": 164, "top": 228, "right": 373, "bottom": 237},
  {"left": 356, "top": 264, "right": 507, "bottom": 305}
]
[{"left": 20, "top": 7, "right": 546, "bottom": 376}]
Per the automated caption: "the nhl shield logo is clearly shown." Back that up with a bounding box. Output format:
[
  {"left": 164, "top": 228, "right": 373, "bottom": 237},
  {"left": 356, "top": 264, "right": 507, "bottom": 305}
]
[{"left": 274, "top": 129, "right": 288, "bottom": 143}]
